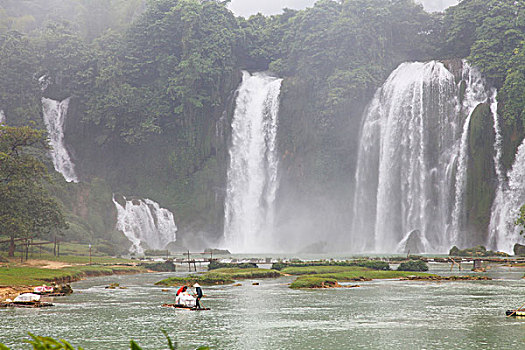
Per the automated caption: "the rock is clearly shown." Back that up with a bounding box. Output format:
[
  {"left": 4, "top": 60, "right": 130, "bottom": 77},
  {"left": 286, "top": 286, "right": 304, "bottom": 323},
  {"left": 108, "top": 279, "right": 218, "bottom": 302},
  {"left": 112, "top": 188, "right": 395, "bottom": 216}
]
[
  {"left": 252, "top": 282, "right": 259, "bottom": 286},
  {"left": 397, "top": 230, "right": 425, "bottom": 254},
  {"left": 105, "top": 283, "right": 120, "bottom": 289},
  {"left": 162, "top": 289, "right": 170, "bottom": 292},
  {"left": 233, "top": 283, "right": 242, "bottom": 287},
  {"left": 514, "top": 243, "right": 525, "bottom": 256}
]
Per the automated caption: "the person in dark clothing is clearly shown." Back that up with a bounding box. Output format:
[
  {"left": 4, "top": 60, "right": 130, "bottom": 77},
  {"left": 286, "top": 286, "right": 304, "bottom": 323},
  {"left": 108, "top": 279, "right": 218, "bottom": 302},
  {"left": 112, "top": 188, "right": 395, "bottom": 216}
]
[{"left": 194, "top": 283, "right": 203, "bottom": 308}]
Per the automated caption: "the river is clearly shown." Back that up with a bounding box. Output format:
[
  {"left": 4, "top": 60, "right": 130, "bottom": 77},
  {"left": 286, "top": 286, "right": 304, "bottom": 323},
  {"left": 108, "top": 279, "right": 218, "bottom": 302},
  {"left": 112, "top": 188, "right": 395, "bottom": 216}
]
[{"left": 1, "top": 264, "right": 525, "bottom": 349}]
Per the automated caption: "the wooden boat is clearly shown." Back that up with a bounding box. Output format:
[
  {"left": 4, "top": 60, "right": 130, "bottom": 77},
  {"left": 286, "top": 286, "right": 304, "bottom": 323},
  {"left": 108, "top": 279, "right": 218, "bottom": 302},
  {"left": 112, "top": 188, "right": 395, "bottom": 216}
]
[
  {"left": 506, "top": 309, "right": 525, "bottom": 317},
  {"left": 162, "top": 303, "right": 210, "bottom": 311}
]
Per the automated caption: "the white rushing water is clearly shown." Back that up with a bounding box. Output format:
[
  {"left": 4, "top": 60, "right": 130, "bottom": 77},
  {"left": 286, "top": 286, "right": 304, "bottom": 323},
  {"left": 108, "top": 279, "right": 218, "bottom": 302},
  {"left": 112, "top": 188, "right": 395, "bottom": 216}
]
[
  {"left": 42, "top": 97, "right": 79, "bottom": 183},
  {"left": 488, "top": 138, "right": 525, "bottom": 253},
  {"left": 113, "top": 196, "right": 178, "bottom": 254},
  {"left": 223, "top": 71, "right": 283, "bottom": 253},
  {"left": 0, "top": 110, "right": 5, "bottom": 124},
  {"left": 352, "top": 61, "right": 489, "bottom": 253}
]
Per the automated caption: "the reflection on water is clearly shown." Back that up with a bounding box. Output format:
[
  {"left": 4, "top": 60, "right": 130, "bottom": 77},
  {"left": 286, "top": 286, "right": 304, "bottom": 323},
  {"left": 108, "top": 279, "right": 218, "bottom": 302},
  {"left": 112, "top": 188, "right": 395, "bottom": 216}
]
[{"left": 1, "top": 265, "right": 525, "bottom": 349}]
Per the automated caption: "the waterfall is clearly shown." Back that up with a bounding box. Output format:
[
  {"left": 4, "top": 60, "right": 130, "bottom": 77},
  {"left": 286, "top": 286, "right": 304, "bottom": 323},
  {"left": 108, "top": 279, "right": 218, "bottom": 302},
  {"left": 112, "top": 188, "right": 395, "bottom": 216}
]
[
  {"left": 113, "top": 196, "right": 178, "bottom": 254},
  {"left": 488, "top": 140, "right": 525, "bottom": 254},
  {"left": 223, "top": 71, "right": 283, "bottom": 253},
  {"left": 490, "top": 89, "right": 504, "bottom": 187},
  {"left": 486, "top": 88, "right": 504, "bottom": 250},
  {"left": 42, "top": 97, "right": 78, "bottom": 183},
  {"left": 352, "top": 61, "right": 489, "bottom": 253},
  {"left": 0, "top": 110, "right": 5, "bottom": 124}
]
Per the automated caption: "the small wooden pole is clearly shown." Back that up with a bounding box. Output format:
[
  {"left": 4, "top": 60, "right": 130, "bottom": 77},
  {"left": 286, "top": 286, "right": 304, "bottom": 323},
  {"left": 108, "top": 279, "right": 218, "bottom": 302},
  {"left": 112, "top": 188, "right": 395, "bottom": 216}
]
[{"left": 187, "top": 250, "right": 191, "bottom": 272}]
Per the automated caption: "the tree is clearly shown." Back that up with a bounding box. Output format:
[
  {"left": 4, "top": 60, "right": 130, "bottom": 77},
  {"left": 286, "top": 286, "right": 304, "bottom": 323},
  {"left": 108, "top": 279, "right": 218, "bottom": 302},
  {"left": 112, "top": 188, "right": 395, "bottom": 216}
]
[
  {"left": 0, "top": 31, "right": 41, "bottom": 125},
  {"left": 0, "top": 125, "right": 67, "bottom": 257}
]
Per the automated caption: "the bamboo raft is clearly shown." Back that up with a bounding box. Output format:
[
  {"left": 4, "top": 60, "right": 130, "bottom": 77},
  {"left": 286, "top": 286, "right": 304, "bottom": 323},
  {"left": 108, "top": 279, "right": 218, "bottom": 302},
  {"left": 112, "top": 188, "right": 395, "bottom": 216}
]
[
  {"left": 0, "top": 301, "right": 54, "bottom": 308},
  {"left": 162, "top": 303, "right": 210, "bottom": 311}
]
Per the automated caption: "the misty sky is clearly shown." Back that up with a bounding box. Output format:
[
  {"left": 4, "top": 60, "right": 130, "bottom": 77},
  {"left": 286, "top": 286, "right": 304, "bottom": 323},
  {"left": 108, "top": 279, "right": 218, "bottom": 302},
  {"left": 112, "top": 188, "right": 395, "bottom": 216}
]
[{"left": 228, "top": 0, "right": 460, "bottom": 17}]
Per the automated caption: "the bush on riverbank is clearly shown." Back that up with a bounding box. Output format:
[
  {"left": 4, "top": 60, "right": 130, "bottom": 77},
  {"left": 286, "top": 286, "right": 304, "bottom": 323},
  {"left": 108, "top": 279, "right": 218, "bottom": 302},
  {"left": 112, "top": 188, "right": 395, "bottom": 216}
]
[
  {"left": 397, "top": 260, "right": 429, "bottom": 272},
  {"left": 140, "top": 260, "right": 176, "bottom": 272},
  {"left": 272, "top": 260, "right": 390, "bottom": 271},
  {"left": 290, "top": 276, "right": 340, "bottom": 289},
  {"left": 207, "top": 261, "right": 258, "bottom": 270},
  {"left": 449, "top": 245, "right": 508, "bottom": 257},
  {"left": 155, "top": 268, "right": 282, "bottom": 286}
]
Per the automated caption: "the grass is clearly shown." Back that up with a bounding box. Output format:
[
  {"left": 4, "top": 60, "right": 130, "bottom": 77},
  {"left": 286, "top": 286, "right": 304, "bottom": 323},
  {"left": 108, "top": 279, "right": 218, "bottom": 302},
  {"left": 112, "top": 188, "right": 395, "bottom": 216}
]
[
  {"left": 0, "top": 240, "right": 134, "bottom": 263},
  {"left": 155, "top": 268, "right": 282, "bottom": 286},
  {"left": 0, "top": 264, "right": 145, "bottom": 286},
  {"left": 288, "top": 266, "right": 433, "bottom": 289}
]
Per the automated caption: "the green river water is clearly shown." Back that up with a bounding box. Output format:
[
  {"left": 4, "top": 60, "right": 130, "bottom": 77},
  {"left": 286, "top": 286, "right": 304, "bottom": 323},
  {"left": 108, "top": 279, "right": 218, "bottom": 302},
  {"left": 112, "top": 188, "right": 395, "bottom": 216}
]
[{"left": 1, "top": 264, "right": 525, "bottom": 349}]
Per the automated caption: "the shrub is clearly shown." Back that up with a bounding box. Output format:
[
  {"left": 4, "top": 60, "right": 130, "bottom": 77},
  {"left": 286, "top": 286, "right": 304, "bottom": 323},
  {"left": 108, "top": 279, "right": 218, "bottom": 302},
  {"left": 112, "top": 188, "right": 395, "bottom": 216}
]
[
  {"left": 397, "top": 260, "right": 428, "bottom": 272},
  {"left": 208, "top": 261, "right": 257, "bottom": 270}
]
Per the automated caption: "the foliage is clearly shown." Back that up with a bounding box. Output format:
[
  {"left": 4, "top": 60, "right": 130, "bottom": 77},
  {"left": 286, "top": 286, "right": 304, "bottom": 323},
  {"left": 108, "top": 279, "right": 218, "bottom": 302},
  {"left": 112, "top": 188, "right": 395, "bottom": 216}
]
[
  {"left": 0, "top": 125, "right": 67, "bottom": 256},
  {"left": 0, "top": 332, "right": 209, "bottom": 350},
  {"left": 0, "top": 31, "right": 40, "bottom": 125},
  {"left": 155, "top": 268, "right": 282, "bottom": 286},
  {"left": 515, "top": 204, "right": 525, "bottom": 236},
  {"left": 140, "top": 260, "right": 176, "bottom": 272},
  {"left": 289, "top": 267, "right": 432, "bottom": 289},
  {"left": 443, "top": 0, "right": 524, "bottom": 125},
  {"left": 207, "top": 261, "right": 257, "bottom": 270},
  {"left": 448, "top": 245, "right": 506, "bottom": 257},
  {"left": 289, "top": 276, "right": 339, "bottom": 289},
  {"left": 396, "top": 260, "right": 429, "bottom": 272}
]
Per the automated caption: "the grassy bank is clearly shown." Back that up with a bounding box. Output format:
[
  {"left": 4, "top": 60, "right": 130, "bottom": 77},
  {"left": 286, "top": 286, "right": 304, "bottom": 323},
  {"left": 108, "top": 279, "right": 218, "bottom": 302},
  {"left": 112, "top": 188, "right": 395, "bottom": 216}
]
[
  {"left": 155, "top": 268, "right": 282, "bottom": 286},
  {"left": 287, "top": 266, "right": 433, "bottom": 289},
  {"left": 0, "top": 264, "right": 145, "bottom": 286}
]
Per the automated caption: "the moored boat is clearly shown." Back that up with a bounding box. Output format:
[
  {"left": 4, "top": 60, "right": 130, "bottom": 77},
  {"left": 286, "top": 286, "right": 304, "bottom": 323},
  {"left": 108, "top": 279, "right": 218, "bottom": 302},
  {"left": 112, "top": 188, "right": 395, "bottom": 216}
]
[{"left": 506, "top": 309, "right": 525, "bottom": 317}]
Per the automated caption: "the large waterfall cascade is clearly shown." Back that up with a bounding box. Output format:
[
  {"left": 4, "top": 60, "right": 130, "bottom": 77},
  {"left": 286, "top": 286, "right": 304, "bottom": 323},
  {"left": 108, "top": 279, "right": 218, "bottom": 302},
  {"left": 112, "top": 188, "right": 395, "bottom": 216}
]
[
  {"left": 113, "top": 196, "right": 178, "bottom": 254},
  {"left": 223, "top": 71, "right": 283, "bottom": 253},
  {"left": 42, "top": 97, "right": 79, "bottom": 183},
  {"left": 352, "top": 61, "right": 491, "bottom": 253}
]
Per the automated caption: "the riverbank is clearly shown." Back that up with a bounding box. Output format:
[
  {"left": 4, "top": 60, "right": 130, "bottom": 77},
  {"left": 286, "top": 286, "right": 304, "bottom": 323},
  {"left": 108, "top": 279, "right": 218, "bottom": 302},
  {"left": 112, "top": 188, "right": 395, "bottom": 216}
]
[{"left": 0, "top": 257, "right": 146, "bottom": 301}]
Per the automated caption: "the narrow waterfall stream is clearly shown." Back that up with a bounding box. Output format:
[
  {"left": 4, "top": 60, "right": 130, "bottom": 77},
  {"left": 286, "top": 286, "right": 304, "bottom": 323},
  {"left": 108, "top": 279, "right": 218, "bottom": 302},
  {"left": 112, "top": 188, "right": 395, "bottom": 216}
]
[
  {"left": 0, "top": 110, "right": 5, "bottom": 124},
  {"left": 113, "top": 196, "right": 177, "bottom": 254},
  {"left": 42, "top": 97, "right": 78, "bottom": 183},
  {"left": 352, "top": 61, "right": 490, "bottom": 253},
  {"left": 223, "top": 71, "right": 283, "bottom": 253}
]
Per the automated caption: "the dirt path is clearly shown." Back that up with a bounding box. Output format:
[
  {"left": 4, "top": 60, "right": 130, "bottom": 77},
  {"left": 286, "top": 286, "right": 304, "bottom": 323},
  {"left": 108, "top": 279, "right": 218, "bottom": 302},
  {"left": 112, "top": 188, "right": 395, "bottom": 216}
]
[{"left": 21, "top": 259, "right": 74, "bottom": 269}]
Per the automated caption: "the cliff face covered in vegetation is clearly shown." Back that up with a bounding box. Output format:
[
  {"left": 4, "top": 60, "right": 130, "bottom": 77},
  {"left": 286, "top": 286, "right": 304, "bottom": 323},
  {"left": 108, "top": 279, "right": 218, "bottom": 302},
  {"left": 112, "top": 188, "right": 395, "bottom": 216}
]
[{"left": 0, "top": 0, "right": 523, "bottom": 253}]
